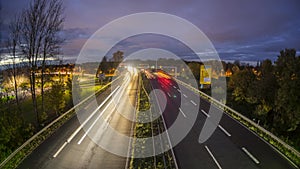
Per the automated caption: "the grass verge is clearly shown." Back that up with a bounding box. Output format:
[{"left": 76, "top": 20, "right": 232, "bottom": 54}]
[
  {"left": 129, "top": 74, "right": 176, "bottom": 169},
  {"left": 0, "top": 83, "right": 112, "bottom": 169}
]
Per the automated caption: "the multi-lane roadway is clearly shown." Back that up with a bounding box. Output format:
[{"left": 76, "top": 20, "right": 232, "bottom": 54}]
[
  {"left": 17, "top": 70, "right": 298, "bottom": 169},
  {"left": 148, "top": 72, "right": 298, "bottom": 169},
  {"left": 18, "top": 72, "right": 139, "bottom": 169}
]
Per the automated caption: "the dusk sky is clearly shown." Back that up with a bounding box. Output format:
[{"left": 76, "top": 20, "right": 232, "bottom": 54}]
[{"left": 1, "top": 0, "right": 300, "bottom": 62}]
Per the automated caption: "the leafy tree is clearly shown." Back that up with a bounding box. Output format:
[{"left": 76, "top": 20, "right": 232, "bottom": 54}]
[
  {"left": 274, "top": 49, "right": 300, "bottom": 133},
  {"left": 253, "top": 59, "right": 278, "bottom": 124},
  {"left": 234, "top": 60, "right": 241, "bottom": 67},
  {"left": 229, "top": 68, "right": 256, "bottom": 103},
  {"left": 0, "top": 109, "right": 34, "bottom": 161},
  {"left": 98, "top": 56, "right": 109, "bottom": 74},
  {"left": 227, "top": 49, "right": 300, "bottom": 149},
  {"left": 112, "top": 51, "right": 124, "bottom": 62},
  {"left": 45, "top": 80, "right": 65, "bottom": 117},
  {"left": 187, "top": 62, "right": 200, "bottom": 80}
]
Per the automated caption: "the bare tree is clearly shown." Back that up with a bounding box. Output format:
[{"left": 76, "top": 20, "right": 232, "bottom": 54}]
[
  {"left": 40, "top": 0, "right": 64, "bottom": 113},
  {"left": 20, "top": 0, "right": 64, "bottom": 126},
  {"left": 5, "top": 15, "right": 22, "bottom": 109}
]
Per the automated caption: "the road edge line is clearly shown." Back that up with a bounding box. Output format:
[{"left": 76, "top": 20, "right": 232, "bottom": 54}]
[
  {"left": 242, "top": 147, "right": 260, "bottom": 164},
  {"left": 205, "top": 145, "right": 223, "bottom": 169}
]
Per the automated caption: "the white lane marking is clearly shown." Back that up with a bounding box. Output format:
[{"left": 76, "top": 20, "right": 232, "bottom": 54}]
[
  {"left": 84, "top": 104, "right": 90, "bottom": 110},
  {"left": 167, "top": 92, "right": 171, "bottom": 97},
  {"left": 125, "top": 94, "right": 137, "bottom": 169},
  {"left": 205, "top": 146, "right": 222, "bottom": 169},
  {"left": 190, "top": 100, "right": 197, "bottom": 106},
  {"left": 218, "top": 125, "right": 231, "bottom": 137},
  {"left": 183, "top": 94, "right": 188, "bottom": 98},
  {"left": 173, "top": 85, "right": 176, "bottom": 89},
  {"left": 242, "top": 147, "right": 260, "bottom": 164},
  {"left": 117, "top": 85, "right": 126, "bottom": 103},
  {"left": 77, "top": 83, "right": 126, "bottom": 145},
  {"left": 153, "top": 85, "right": 179, "bottom": 169},
  {"left": 53, "top": 142, "right": 68, "bottom": 158},
  {"left": 212, "top": 103, "right": 300, "bottom": 168},
  {"left": 179, "top": 108, "right": 187, "bottom": 118},
  {"left": 67, "top": 86, "right": 120, "bottom": 143},
  {"left": 201, "top": 109, "right": 210, "bottom": 117},
  {"left": 77, "top": 100, "right": 116, "bottom": 145},
  {"left": 177, "top": 89, "right": 181, "bottom": 93}
]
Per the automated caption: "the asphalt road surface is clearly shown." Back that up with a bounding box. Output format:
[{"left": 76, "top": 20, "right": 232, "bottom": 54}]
[
  {"left": 17, "top": 71, "right": 298, "bottom": 169},
  {"left": 18, "top": 72, "right": 139, "bottom": 169},
  {"left": 148, "top": 74, "right": 298, "bottom": 169}
]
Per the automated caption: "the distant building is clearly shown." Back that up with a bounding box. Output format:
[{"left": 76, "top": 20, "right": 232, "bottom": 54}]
[{"left": 225, "top": 68, "right": 233, "bottom": 77}]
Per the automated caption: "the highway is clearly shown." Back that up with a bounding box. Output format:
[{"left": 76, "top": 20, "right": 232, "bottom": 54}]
[
  {"left": 147, "top": 72, "right": 298, "bottom": 169},
  {"left": 17, "top": 72, "right": 139, "bottom": 169},
  {"left": 16, "top": 70, "right": 298, "bottom": 169}
]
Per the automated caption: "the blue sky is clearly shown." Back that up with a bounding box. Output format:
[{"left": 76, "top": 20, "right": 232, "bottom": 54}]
[{"left": 1, "top": 0, "right": 300, "bottom": 62}]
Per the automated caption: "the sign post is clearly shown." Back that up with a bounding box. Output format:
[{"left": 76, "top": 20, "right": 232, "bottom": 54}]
[{"left": 200, "top": 65, "right": 211, "bottom": 88}]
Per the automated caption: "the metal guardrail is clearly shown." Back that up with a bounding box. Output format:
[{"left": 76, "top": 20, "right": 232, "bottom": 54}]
[
  {"left": 0, "top": 77, "right": 120, "bottom": 168},
  {"left": 129, "top": 74, "right": 178, "bottom": 169},
  {"left": 174, "top": 78, "right": 300, "bottom": 165},
  {"left": 145, "top": 76, "right": 179, "bottom": 169}
]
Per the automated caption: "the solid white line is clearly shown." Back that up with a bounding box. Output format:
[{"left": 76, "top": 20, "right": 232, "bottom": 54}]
[
  {"left": 167, "top": 92, "right": 171, "bottom": 97},
  {"left": 218, "top": 125, "right": 231, "bottom": 137},
  {"left": 78, "top": 78, "right": 130, "bottom": 144},
  {"left": 201, "top": 109, "right": 210, "bottom": 117},
  {"left": 84, "top": 104, "right": 90, "bottom": 110},
  {"left": 213, "top": 105, "right": 299, "bottom": 168},
  {"left": 153, "top": 85, "right": 179, "bottom": 169},
  {"left": 183, "top": 94, "right": 188, "bottom": 98},
  {"left": 190, "top": 100, "right": 197, "bottom": 106},
  {"left": 67, "top": 86, "right": 120, "bottom": 143},
  {"left": 117, "top": 84, "right": 127, "bottom": 104},
  {"left": 242, "top": 147, "right": 260, "bottom": 164},
  {"left": 176, "top": 79, "right": 299, "bottom": 169},
  {"left": 78, "top": 95, "right": 117, "bottom": 145},
  {"left": 179, "top": 108, "right": 187, "bottom": 118},
  {"left": 205, "top": 146, "right": 222, "bottom": 169},
  {"left": 125, "top": 76, "right": 138, "bottom": 169},
  {"left": 53, "top": 142, "right": 68, "bottom": 158}
]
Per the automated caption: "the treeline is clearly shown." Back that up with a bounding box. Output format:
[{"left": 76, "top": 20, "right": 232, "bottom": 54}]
[
  {"left": 3, "top": 0, "right": 65, "bottom": 127},
  {"left": 228, "top": 49, "right": 300, "bottom": 150},
  {"left": 0, "top": 74, "right": 78, "bottom": 162},
  {"left": 0, "top": 0, "right": 67, "bottom": 163}
]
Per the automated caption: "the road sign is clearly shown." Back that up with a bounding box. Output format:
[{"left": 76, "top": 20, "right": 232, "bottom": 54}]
[{"left": 200, "top": 65, "right": 211, "bottom": 85}]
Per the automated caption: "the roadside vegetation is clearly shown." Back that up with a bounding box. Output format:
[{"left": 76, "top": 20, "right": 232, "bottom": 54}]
[
  {"left": 0, "top": 0, "right": 108, "bottom": 165},
  {"left": 130, "top": 74, "right": 176, "bottom": 169},
  {"left": 185, "top": 49, "right": 300, "bottom": 155},
  {"left": 0, "top": 73, "right": 105, "bottom": 164},
  {"left": 226, "top": 49, "right": 300, "bottom": 153},
  {"left": 185, "top": 49, "right": 300, "bottom": 166},
  {"left": 0, "top": 0, "right": 63, "bottom": 164}
]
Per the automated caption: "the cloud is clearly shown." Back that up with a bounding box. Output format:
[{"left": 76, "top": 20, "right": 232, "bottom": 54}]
[
  {"left": 1, "top": 0, "right": 300, "bottom": 62},
  {"left": 61, "top": 28, "right": 93, "bottom": 41}
]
